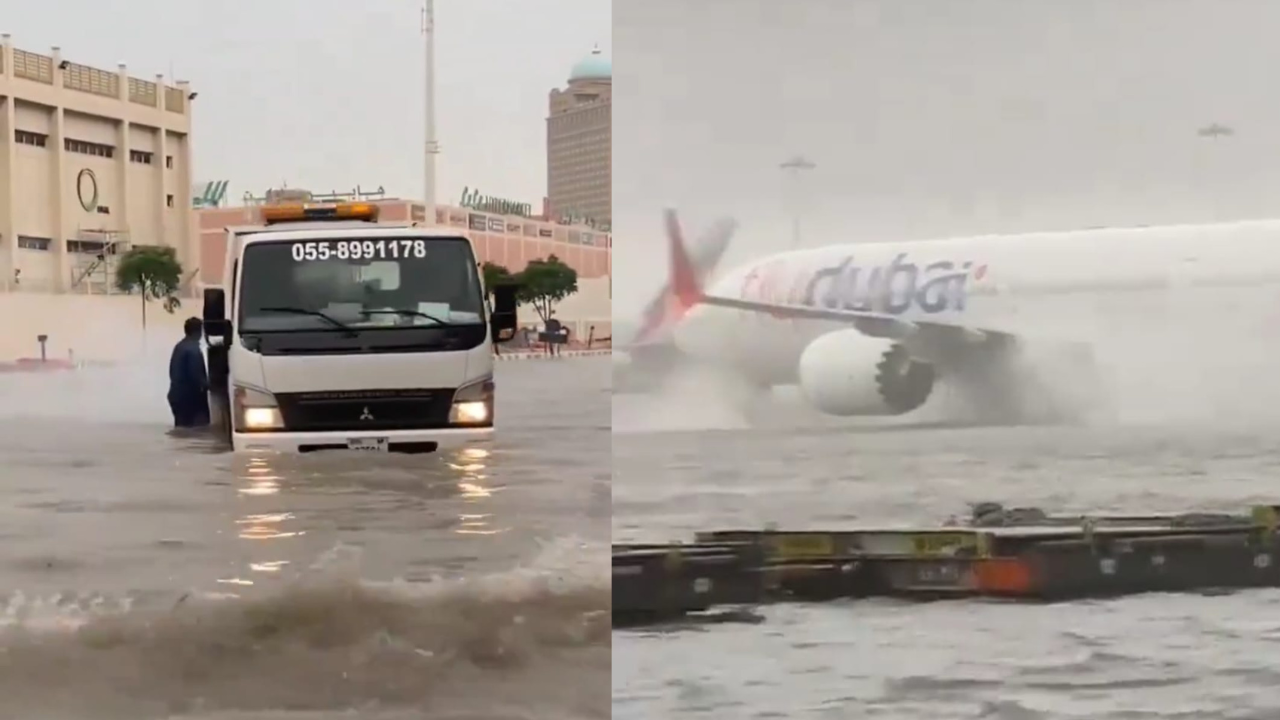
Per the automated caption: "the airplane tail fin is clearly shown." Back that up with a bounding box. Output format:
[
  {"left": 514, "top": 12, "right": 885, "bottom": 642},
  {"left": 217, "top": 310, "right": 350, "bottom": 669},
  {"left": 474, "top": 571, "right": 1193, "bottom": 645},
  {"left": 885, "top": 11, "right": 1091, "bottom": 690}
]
[
  {"left": 631, "top": 209, "right": 728, "bottom": 346},
  {"left": 664, "top": 208, "right": 706, "bottom": 309}
]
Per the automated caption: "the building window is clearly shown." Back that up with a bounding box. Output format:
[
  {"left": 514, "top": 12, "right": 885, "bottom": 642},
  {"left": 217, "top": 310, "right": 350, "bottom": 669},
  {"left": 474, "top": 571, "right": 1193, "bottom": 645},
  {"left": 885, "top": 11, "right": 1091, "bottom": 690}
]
[
  {"left": 17, "top": 235, "right": 51, "bottom": 251},
  {"left": 64, "top": 138, "right": 115, "bottom": 158},
  {"left": 166, "top": 194, "right": 174, "bottom": 208},
  {"left": 130, "top": 149, "right": 153, "bottom": 164},
  {"left": 15, "top": 130, "right": 48, "bottom": 147},
  {"left": 165, "top": 155, "right": 173, "bottom": 169},
  {"left": 67, "top": 240, "right": 118, "bottom": 255}
]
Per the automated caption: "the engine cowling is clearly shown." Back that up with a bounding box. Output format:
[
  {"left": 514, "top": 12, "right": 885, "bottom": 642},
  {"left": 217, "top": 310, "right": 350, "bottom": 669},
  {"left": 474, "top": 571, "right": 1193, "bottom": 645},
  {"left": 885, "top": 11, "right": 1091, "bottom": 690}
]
[{"left": 797, "top": 330, "right": 936, "bottom": 416}]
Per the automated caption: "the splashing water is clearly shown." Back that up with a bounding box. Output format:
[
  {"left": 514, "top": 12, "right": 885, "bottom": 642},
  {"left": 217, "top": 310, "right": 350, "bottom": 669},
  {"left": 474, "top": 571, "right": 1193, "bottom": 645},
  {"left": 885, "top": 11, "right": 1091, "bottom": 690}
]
[
  {"left": 0, "top": 329, "right": 179, "bottom": 425},
  {"left": 0, "top": 537, "right": 610, "bottom": 719}
]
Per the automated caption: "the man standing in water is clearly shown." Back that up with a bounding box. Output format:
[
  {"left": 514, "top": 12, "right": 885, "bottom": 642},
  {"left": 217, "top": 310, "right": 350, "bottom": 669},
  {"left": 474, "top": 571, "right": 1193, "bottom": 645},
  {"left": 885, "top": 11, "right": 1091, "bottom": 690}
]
[{"left": 168, "top": 317, "right": 210, "bottom": 428}]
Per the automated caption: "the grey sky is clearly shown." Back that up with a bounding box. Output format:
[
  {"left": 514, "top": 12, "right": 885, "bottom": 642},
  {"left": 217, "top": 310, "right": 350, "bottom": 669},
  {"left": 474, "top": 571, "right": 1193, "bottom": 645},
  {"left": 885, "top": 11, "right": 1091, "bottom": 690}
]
[
  {"left": 614, "top": 0, "right": 1280, "bottom": 314},
  {"left": 12, "top": 0, "right": 609, "bottom": 207}
]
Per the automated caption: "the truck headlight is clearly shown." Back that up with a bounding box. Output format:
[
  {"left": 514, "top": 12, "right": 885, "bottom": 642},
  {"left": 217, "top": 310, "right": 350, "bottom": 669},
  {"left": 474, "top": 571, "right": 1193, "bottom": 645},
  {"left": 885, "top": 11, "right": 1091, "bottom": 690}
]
[
  {"left": 234, "top": 384, "right": 283, "bottom": 431},
  {"left": 449, "top": 376, "right": 493, "bottom": 425}
]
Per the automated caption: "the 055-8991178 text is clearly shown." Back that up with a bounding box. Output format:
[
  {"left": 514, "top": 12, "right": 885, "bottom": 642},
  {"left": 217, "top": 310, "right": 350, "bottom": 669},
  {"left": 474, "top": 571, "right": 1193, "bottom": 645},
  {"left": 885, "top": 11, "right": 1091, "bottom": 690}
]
[{"left": 289, "top": 239, "right": 428, "bottom": 262}]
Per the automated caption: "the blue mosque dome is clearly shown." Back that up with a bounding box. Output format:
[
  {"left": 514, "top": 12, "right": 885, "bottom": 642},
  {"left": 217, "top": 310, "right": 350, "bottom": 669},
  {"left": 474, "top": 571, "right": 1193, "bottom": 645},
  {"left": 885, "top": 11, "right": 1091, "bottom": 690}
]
[{"left": 569, "top": 46, "right": 611, "bottom": 82}]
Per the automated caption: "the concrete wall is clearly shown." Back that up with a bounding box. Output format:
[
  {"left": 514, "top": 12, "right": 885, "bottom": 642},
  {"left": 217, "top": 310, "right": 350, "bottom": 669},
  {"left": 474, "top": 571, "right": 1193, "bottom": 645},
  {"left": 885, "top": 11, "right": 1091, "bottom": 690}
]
[
  {"left": 0, "top": 292, "right": 188, "bottom": 361},
  {"left": 516, "top": 274, "right": 612, "bottom": 340}
]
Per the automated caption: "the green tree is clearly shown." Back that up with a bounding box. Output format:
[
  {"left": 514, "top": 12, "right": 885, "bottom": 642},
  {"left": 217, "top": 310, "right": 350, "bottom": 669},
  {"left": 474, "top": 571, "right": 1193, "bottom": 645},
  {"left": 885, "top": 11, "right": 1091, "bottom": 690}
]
[
  {"left": 515, "top": 254, "right": 578, "bottom": 323},
  {"left": 481, "top": 261, "right": 515, "bottom": 301},
  {"left": 115, "top": 245, "right": 183, "bottom": 329}
]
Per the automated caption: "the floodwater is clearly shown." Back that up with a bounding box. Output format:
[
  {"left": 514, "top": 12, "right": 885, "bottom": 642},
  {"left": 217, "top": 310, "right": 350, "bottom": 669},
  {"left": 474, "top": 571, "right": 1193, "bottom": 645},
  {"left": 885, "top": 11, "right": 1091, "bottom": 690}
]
[
  {"left": 0, "top": 353, "right": 610, "bottom": 720},
  {"left": 612, "top": 391, "right": 1280, "bottom": 719}
]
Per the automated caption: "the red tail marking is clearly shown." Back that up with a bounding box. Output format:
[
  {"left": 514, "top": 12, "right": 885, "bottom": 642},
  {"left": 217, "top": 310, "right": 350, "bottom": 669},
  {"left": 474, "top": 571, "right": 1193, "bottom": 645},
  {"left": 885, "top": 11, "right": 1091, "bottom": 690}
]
[
  {"left": 664, "top": 209, "right": 704, "bottom": 309},
  {"left": 632, "top": 210, "right": 707, "bottom": 346}
]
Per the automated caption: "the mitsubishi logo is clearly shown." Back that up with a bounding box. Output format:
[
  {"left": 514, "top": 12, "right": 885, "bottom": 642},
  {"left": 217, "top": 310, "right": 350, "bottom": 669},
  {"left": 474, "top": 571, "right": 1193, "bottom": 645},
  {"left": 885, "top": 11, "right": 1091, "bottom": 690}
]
[{"left": 359, "top": 406, "right": 374, "bottom": 421}]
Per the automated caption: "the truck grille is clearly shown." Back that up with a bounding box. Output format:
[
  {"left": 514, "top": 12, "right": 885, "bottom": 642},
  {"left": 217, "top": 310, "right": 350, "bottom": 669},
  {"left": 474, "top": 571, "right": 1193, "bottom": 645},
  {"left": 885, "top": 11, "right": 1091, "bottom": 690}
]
[{"left": 274, "top": 388, "right": 455, "bottom": 432}]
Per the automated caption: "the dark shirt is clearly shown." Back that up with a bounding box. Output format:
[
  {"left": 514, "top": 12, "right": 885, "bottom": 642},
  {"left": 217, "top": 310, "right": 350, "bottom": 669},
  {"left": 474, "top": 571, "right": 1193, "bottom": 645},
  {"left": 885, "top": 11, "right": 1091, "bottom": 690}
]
[{"left": 168, "top": 336, "right": 208, "bottom": 398}]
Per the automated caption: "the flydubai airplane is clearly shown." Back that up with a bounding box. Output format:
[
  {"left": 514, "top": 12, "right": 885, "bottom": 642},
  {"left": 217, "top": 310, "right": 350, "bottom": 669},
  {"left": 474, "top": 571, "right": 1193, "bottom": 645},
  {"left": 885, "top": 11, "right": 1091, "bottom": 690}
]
[{"left": 628, "top": 209, "right": 1280, "bottom": 424}]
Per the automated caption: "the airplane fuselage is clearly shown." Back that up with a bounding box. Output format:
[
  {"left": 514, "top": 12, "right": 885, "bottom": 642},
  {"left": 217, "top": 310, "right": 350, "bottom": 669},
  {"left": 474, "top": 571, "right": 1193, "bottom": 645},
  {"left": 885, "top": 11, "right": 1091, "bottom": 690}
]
[{"left": 675, "top": 218, "right": 1280, "bottom": 389}]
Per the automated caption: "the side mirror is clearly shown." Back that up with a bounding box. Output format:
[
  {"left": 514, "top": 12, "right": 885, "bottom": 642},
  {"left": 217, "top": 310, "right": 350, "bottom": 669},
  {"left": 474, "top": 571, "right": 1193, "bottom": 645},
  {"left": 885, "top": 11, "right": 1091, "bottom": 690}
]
[
  {"left": 489, "top": 283, "right": 519, "bottom": 343},
  {"left": 203, "top": 287, "right": 231, "bottom": 341},
  {"left": 204, "top": 318, "right": 231, "bottom": 341},
  {"left": 203, "top": 287, "right": 226, "bottom": 322}
]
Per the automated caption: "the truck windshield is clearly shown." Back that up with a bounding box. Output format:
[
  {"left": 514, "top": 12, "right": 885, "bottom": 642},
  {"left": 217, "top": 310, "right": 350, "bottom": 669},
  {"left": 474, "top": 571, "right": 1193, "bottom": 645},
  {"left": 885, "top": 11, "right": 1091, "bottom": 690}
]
[{"left": 237, "top": 236, "right": 484, "bottom": 333}]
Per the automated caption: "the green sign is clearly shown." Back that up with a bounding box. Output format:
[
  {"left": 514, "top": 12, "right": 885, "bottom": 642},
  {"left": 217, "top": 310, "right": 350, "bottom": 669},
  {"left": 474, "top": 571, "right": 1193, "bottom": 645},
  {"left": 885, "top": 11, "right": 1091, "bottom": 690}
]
[
  {"left": 460, "top": 187, "right": 532, "bottom": 218},
  {"left": 192, "top": 180, "right": 229, "bottom": 208}
]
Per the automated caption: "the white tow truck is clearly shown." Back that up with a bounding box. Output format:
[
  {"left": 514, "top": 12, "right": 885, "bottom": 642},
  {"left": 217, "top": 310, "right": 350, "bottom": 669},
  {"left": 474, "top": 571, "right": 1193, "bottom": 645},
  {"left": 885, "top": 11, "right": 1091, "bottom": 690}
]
[{"left": 201, "top": 201, "right": 518, "bottom": 453}]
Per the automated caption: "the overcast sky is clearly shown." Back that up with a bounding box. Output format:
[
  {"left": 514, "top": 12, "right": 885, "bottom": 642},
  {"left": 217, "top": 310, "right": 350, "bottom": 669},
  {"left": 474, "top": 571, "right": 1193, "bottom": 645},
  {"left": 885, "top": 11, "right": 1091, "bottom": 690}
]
[
  {"left": 10, "top": 0, "right": 608, "bottom": 207},
  {"left": 614, "top": 0, "right": 1280, "bottom": 314}
]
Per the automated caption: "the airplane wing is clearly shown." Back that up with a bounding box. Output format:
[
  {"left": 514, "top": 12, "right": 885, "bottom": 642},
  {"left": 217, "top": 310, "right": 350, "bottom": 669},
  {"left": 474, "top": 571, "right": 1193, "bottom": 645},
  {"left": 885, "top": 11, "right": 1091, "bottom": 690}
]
[
  {"left": 696, "top": 292, "right": 1105, "bottom": 423},
  {"left": 697, "top": 294, "right": 1020, "bottom": 362}
]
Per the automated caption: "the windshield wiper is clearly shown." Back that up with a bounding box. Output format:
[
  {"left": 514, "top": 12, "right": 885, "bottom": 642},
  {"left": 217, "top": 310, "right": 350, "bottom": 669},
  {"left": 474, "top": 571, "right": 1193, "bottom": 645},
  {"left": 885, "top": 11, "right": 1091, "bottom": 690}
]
[
  {"left": 258, "top": 306, "right": 359, "bottom": 334},
  {"left": 359, "top": 309, "right": 454, "bottom": 326}
]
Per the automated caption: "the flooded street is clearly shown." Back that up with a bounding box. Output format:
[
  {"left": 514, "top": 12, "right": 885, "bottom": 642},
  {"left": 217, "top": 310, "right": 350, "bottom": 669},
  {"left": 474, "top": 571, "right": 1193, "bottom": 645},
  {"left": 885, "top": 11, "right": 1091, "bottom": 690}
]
[
  {"left": 612, "top": 393, "right": 1280, "bottom": 719},
  {"left": 0, "top": 355, "right": 610, "bottom": 719}
]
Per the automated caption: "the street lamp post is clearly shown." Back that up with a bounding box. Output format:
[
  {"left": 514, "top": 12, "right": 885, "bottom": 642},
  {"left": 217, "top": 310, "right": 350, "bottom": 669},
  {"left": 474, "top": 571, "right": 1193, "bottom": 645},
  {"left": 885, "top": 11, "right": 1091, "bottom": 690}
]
[
  {"left": 422, "top": 0, "right": 441, "bottom": 222},
  {"left": 780, "top": 155, "right": 815, "bottom": 248}
]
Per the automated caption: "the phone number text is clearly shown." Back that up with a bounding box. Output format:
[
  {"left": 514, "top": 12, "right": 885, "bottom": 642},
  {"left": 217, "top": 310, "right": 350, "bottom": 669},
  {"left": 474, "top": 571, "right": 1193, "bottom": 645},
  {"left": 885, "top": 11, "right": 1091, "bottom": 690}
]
[{"left": 289, "top": 239, "right": 427, "bottom": 261}]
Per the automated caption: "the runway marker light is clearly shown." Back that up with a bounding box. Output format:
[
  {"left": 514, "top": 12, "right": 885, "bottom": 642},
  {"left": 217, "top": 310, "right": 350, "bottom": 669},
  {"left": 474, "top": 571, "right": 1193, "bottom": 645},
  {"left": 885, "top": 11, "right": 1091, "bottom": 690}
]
[{"left": 261, "top": 202, "right": 379, "bottom": 225}]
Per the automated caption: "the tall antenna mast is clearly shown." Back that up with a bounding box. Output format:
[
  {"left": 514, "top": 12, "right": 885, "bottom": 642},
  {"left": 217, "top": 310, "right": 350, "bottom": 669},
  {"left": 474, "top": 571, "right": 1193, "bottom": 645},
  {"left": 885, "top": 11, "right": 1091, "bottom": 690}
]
[{"left": 422, "top": 0, "right": 440, "bottom": 222}]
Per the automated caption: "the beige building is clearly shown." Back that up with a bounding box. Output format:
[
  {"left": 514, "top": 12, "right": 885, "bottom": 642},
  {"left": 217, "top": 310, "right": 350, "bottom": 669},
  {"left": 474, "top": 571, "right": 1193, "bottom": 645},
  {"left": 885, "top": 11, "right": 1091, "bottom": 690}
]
[
  {"left": 0, "top": 37, "right": 195, "bottom": 295},
  {"left": 546, "top": 47, "right": 611, "bottom": 229}
]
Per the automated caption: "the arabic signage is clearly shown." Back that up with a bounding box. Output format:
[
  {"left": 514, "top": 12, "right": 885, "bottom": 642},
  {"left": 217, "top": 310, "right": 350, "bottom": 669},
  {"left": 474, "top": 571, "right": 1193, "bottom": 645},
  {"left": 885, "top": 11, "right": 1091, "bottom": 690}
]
[
  {"left": 538, "top": 228, "right": 553, "bottom": 238},
  {"left": 459, "top": 186, "right": 533, "bottom": 218},
  {"left": 486, "top": 217, "right": 505, "bottom": 232},
  {"left": 447, "top": 212, "right": 467, "bottom": 227},
  {"left": 468, "top": 213, "right": 488, "bottom": 231},
  {"left": 556, "top": 210, "right": 609, "bottom": 231},
  {"left": 192, "top": 179, "right": 229, "bottom": 208}
]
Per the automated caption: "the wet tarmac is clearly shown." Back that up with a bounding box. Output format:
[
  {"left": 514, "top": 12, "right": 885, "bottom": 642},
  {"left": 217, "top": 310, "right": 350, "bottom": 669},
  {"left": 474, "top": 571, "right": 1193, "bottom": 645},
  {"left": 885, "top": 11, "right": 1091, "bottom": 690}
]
[
  {"left": 612, "top": 392, "right": 1280, "bottom": 719},
  {"left": 0, "top": 354, "right": 610, "bottom": 720}
]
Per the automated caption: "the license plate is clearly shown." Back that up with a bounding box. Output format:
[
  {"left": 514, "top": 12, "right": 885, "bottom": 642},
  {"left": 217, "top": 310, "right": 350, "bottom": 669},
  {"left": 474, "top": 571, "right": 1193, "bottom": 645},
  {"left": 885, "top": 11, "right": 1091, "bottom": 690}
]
[{"left": 347, "top": 437, "right": 389, "bottom": 452}]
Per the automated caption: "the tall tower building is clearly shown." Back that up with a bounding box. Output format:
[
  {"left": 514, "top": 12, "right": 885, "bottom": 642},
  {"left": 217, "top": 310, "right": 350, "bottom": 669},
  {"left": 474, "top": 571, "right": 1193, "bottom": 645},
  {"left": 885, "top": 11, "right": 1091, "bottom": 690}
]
[{"left": 546, "top": 46, "right": 611, "bottom": 229}]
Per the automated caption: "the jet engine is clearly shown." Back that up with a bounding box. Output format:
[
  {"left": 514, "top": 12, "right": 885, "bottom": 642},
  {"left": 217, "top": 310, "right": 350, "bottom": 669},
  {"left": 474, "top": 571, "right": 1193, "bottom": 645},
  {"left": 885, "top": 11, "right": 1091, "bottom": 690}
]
[{"left": 797, "top": 330, "right": 935, "bottom": 416}]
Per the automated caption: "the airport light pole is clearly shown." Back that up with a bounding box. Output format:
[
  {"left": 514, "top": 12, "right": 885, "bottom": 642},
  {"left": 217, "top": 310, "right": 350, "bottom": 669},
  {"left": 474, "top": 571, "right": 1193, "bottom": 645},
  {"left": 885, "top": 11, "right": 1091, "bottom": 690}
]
[
  {"left": 780, "top": 155, "right": 815, "bottom": 249},
  {"left": 422, "top": 0, "right": 440, "bottom": 222},
  {"left": 1194, "top": 123, "right": 1234, "bottom": 221}
]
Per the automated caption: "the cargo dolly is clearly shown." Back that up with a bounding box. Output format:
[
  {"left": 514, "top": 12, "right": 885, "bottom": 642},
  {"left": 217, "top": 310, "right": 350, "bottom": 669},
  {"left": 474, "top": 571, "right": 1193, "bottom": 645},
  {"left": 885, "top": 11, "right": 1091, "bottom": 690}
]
[{"left": 611, "top": 502, "right": 1280, "bottom": 628}]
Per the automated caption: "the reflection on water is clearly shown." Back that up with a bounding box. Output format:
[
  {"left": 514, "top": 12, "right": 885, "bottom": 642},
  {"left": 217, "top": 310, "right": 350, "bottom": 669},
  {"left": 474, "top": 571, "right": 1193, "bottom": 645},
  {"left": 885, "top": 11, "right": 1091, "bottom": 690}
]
[
  {"left": 450, "top": 446, "right": 504, "bottom": 535},
  {"left": 217, "top": 442, "right": 548, "bottom": 592},
  {"left": 0, "top": 357, "right": 610, "bottom": 718}
]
